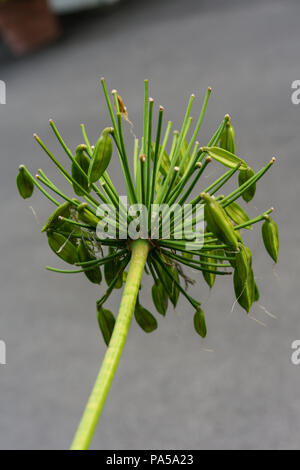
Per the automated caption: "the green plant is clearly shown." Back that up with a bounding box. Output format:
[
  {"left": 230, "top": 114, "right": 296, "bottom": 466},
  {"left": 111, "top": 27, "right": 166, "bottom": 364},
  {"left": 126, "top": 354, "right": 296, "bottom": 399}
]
[{"left": 17, "top": 79, "right": 279, "bottom": 450}]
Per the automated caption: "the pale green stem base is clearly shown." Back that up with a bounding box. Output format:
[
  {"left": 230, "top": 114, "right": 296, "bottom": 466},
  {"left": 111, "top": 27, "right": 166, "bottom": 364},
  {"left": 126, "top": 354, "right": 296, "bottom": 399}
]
[{"left": 70, "top": 239, "right": 150, "bottom": 450}]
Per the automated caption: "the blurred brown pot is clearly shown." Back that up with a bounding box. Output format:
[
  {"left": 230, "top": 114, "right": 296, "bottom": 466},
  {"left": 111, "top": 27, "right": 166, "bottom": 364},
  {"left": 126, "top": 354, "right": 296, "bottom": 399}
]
[{"left": 0, "top": 0, "right": 60, "bottom": 55}]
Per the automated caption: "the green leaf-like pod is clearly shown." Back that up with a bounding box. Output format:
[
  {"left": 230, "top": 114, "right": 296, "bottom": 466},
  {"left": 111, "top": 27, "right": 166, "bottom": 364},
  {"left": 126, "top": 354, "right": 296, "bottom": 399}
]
[
  {"left": 97, "top": 307, "right": 116, "bottom": 346},
  {"left": 200, "top": 256, "right": 216, "bottom": 289},
  {"left": 47, "top": 232, "right": 78, "bottom": 265},
  {"left": 134, "top": 302, "right": 158, "bottom": 333},
  {"left": 202, "top": 192, "right": 239, "bottom": 250},
  {"left": 254, "top": 281, "right": 260, "bottom": 302},
  {"left": 152, "top": 280, "right": 168, "bottom": 316},
  {"left": 224, "top": 201, "right": 252, "bottom": 229},
  {"left": 16, "top": 165, "right": 34, "bottom": 199},
  {"left": 193, "top": 307, "right": 207, "bottom": 338},
  {"left": 165, "top": 262, "right": 180, "bottom": 307},
  {"left": 72, "top": 145, "right": 91, "bottom": 196},
  {"left": 238, "top": 167, "right": 256, "bottom": 202},
  {"left": 262, "top": 216, "right": 279, "bottom": 263},
  {"left": 233, "top": 244, "right": 255, "bottom": 312},
  {"left": 203, "top": 146, "right": 247, "bottom": 170},
  {"left": 41, "top": 201, "right": 71, "bottom": 233},
  {"left": 200, "top": 235, "right": 216, "bottom": 288},
  {"left": 77, "top": 241, "right": 102, "bottom": 285},
  {"left": 219, "top": 120, "right": 235, "bottom": 154},
  {"left": 104, "top": 248, "right": 123, "bottom": 289},
  {"left": 88, "top": 129, "right": 113, "bottom": 184},
  {"left": 77, "top": 203, "right": 99, "bottom": 228}
]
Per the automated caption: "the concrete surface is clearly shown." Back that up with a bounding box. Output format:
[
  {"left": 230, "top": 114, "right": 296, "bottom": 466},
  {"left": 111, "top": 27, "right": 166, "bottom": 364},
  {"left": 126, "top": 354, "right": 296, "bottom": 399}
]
[{"left": 0, "top": 0, "right": 300, "bottom": 450}]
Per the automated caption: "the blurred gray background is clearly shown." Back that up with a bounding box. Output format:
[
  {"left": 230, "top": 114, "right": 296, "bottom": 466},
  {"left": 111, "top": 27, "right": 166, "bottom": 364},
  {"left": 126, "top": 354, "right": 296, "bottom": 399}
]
[{"left": 0, "top": 0, "right": 299, "bottom": 450}]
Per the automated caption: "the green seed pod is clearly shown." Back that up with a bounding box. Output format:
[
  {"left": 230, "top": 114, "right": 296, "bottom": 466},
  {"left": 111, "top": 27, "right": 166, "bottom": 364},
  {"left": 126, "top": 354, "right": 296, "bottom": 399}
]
[
  {"left": 88, "top": 128, "right": 113, "bottom": 184},
  {"left": 134, "top": 302, "right": 158, "bottom": 333},
  {"left": 233, "top": 244, "right": 255, "bottom": 312},
  {"left": 202, "top": 192, "right": 239, "bottom": 250},
  {"left": 97, "top": 307, "right": 115, "bottom": 346},
  {"left": 47, "top": 232, "right": 78, "bottom": 265},
  {"left": 200, "top": 237, "right": 216, "bottom": 288},
  {"left": 77, "top": 203, "right": 99, "bottom": 228},
  {"left": 254, "top": 281, "right": 260, "bottom": 302},
  {"left": 224, "top": 201, "right": 251, "bottom": 229},
  {"left": 262, "top": 216, "right": 279, "bottom": 263},
  {"left": 16, "top": 165, "right": 34, "bottom": 199},
  {"left": 77, "top": 241, "right": 102, "bottom": 285},
  {"left": 219, "top": 120, "right": 235, "bottom": 154},
  {"left": 104, "top": 248, "right": 123, "bottom": 289},
  {"left": 152, "top": 279, "right": 168, "bottom": 316},
  {"left": 238, "top": 167, "right": 256, "bottom": 202},
  {"left": 235, "top": 244, "right": 252, "bottom": 279},
  {"left": 193, "top": 307, "right": 207, "bottom": 338},
  {"left": 41, "top": 201, "right": 71, "bottom": 233},
  {"left": 164, "top": 262, "right": 180, "bottom": 307},
  {"left": 71, "top": 145, "right": 91, "bottom": 196}
]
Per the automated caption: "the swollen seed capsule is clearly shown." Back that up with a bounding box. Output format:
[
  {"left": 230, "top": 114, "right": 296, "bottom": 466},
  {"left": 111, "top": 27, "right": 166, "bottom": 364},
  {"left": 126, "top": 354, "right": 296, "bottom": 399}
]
[
  {"left": 104, "top": 248, "right": 123, "bottom": 289},
  {"left": 262, "top": 216, "right": 279, "bottom": 263},
  {"left": 201, "top": 192, "right": 239, "bottom": 250},
  {"left": 193, "top": 307, "right": 207, "bottom": 338},
  {"left": 224, "top": 201, "right": 251, "bottom": 229},
  {"left": 233, "top": 244, "right": 255, "bottom": 313},
  {"left": 77, "top": 203, "right": 99, "bottom": 227},
  {"left": 254, "top": 281, "right": 260, "bottom": 302},
  {"left": 41, "top": 201, "right": 71, "bottom": 233},
  {"left": 238, "top": 167, "right": 256, "bottom": 203},
  {"left": 200, "top": 238, "right": 216, "bottom": 289},
  {"left": 134, "top": 303, "right": 158, "bottom": 333},
  {"left": 71, "top": 145, "right": 90, "bottom": 196},
  {"left": 77, "top": 241, "right": 102, "bottom": 285},
  {"left": 16, "top": 165, "right": 34, "bottom": 199},
  {"left": 152, "top": 280, "right": 168, "bottom": 316},
  {"left": 97, "top": 307, "right": 116, "bottom": 346},
  {"left": 165, "top": 263, "right": 180, "bottom": 307},
  {"left": 88, "top": 128, "right": 113, "bottom": 184},
  {"left": 219, "top": 120, "right": 235, "bottom": 154},
  {"left": 47, "top": 232, "right": 78, "bottom": 265}
]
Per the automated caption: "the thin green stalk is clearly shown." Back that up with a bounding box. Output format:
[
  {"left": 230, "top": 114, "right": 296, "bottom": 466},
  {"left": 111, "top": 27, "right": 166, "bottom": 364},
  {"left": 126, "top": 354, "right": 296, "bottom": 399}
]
[
  {"left": 155, "top": 120, "right": 172, "bottom": 187},
  {"left": 149, "top": 106, "right": 164, "bottom": 211},
  {"left": 146, "top": 98, "right": 154, "bottom": 204},
  {"left": 70, "top": 239, "right": 150, "bottom": 450}
]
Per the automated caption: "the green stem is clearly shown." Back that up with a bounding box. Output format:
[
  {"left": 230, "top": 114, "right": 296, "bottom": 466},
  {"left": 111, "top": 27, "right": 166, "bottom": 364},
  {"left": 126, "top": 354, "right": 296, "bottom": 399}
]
[{"left": 70, "top": 239, "right": 150, "bottom": 451}]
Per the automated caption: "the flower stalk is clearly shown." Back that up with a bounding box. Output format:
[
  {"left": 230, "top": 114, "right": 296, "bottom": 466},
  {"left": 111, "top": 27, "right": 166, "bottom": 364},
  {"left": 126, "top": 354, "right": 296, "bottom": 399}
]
[
  {"left": 70, "top": 239, "right": 150, "bottom": 450},
  {"left": 16, "top": 78, "right": 279, "bottom": 451}
]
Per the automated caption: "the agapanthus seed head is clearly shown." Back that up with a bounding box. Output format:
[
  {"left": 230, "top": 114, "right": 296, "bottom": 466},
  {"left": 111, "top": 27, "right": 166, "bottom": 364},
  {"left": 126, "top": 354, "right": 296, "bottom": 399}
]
[{"left": 17, "top": 79, "right": 278, "bottom": 340}]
